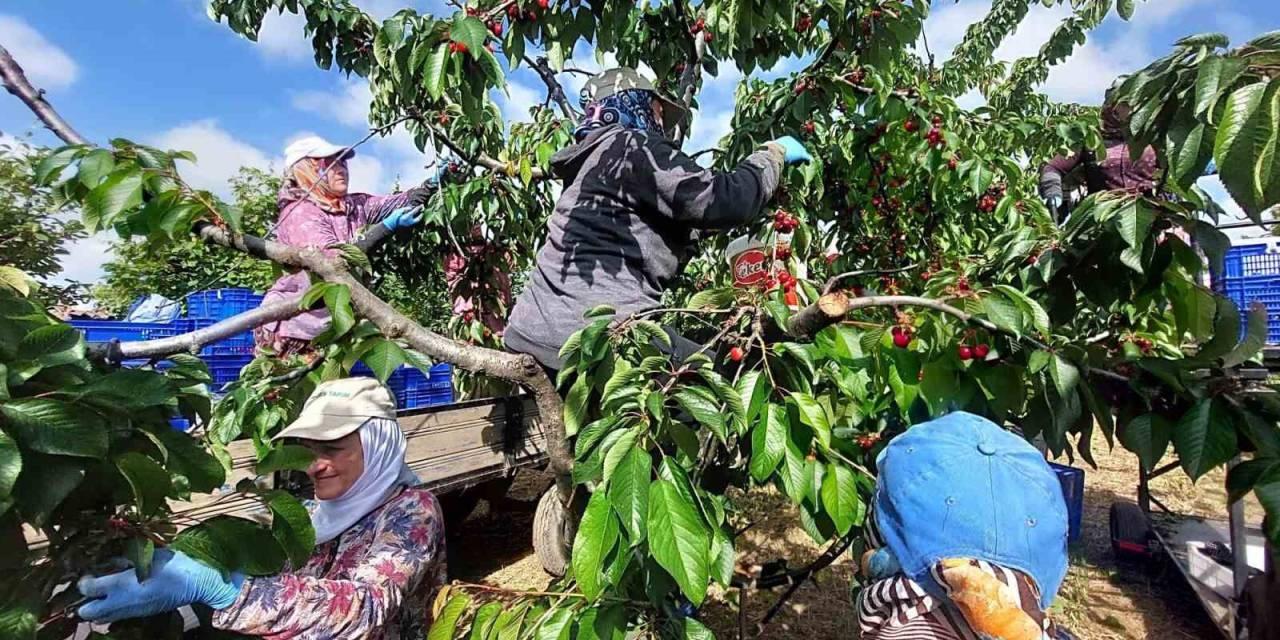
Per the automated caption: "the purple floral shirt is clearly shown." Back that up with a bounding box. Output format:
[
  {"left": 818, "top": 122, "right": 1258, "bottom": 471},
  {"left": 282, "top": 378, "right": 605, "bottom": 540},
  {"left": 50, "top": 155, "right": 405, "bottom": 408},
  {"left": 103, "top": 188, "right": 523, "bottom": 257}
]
[
  {"left": 211, "top": 487, "right": 446, "bottom": 640},
  {"left": 262, "top": 190, "right": 413, "bottom": 341}
]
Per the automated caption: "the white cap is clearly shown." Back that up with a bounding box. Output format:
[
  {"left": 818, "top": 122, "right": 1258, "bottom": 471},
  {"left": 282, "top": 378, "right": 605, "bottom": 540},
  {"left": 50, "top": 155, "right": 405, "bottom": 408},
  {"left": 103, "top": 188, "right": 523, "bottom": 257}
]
[
  {"left": 273, "top": 377, "right": 396, "bottom": 442},
  {"left": 283, "top": 136, "right": 355, "bottom": 171}
]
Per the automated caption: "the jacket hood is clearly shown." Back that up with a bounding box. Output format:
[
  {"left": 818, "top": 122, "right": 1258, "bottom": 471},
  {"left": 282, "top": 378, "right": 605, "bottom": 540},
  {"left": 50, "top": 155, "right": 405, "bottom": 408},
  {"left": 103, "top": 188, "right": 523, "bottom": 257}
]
[{"left": 550, "top": 126, "right": 629, "bottom": 182}]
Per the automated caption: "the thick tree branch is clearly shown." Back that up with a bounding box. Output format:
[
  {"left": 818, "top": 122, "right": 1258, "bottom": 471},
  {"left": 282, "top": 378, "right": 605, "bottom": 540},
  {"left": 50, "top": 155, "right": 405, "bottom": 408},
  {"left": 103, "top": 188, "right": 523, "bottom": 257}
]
[
  {"left": 526, "top": 56, "right": 579, "bottom": 120},
  {"left": 197, "top": 224, "right": 574, "bottom": 502},
  {"left": 94, "top": 299, "right": 303, "bottom": 362},
  {"left": 0, "top": 45, "right": 87, "bottom": 145}
]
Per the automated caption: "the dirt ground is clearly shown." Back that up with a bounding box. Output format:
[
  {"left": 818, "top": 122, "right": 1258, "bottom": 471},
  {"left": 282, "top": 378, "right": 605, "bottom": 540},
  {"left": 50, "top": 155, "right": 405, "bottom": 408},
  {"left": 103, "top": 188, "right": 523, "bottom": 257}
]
[{"left": 447, "top": 429, "right": 1254, "bottom": 639}]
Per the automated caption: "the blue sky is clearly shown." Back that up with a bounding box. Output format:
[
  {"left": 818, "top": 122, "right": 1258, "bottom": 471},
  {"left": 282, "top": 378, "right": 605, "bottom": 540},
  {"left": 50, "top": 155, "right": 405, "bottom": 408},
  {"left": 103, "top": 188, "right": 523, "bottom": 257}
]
[{"left": 1, "top": 0, "right": 1276, "bottom": 285}]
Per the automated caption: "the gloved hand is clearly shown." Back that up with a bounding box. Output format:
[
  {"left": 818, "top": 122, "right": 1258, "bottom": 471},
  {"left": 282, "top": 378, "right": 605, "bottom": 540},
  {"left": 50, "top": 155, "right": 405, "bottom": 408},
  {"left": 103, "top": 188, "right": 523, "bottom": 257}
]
[
  {"left": 860, "top": 547, "right": 902, "bottom": 580},
  {"left": 772, "top": 136, "right": 813, "bottom": 165},
  {"left": 77, "top": 549, "right": 243, "bottom": 622},
  {"left": 405, "top": 186, "right": 433, "bottom": 207},
  {"left": 1044, "top": 195, "right": 1063, "bottom": 213},
  {"left": 426, "top": 159, "right": 452, "bottom": 187},
  {"left": 382, "top": 206, "right": 423, "bottom": 231},
  {"left": 1204, "top": 158, "right": 1218, "bottom": 176}
]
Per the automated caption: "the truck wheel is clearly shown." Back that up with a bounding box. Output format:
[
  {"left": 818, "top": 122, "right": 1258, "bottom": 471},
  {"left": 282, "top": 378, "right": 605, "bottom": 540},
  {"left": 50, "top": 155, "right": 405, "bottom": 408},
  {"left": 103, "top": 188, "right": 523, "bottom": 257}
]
[{"left": 533, "top": 487, "right": 573, "bottom": 577}]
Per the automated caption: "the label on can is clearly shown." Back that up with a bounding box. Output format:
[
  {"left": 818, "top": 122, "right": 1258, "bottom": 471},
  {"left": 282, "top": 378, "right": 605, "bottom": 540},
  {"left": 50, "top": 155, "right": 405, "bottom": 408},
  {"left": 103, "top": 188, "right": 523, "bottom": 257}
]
[{"left": 731, "top": 248, "right": 768, "bottom": 287}]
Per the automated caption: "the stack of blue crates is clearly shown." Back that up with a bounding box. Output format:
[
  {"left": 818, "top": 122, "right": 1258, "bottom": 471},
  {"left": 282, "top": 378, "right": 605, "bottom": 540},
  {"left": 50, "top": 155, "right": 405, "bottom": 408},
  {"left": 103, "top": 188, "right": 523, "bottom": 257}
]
[
  {"left": 1211, "top": 242, "right": 1280, "bottom": 344},
  {"left": 185, "top": 289, "right": 263, "bottom": 386},
  {"left": 350, "top": 362, "right": 454, "bottom": 409}
]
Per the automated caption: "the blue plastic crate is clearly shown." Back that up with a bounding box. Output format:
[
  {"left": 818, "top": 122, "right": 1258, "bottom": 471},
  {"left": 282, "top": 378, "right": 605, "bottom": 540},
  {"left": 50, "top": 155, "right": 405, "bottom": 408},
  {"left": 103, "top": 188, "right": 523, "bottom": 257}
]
[
  {"left": 1050, "top": 462, "right": 1084, "bottom": 544},
  {"left": 401, "top": 364, "right": 453, "bottom": 408},
  {"left": 1214, "top": 250, "right": 1280, "bottom": 344},
  {"left": 1217, "top": 243, "right": 1269, "bottom": 280},
  {"left": 69, "top": 319, "right": 155, "bottom": 343},
  {"left": 186, "top": 288, "right": 264, "bottom": 323},
  {"left": 208, "top": 355, "right": 254, "bottom": 388},
  {"left": 169, "top": 417, "right": 192, "bottom": 431}
]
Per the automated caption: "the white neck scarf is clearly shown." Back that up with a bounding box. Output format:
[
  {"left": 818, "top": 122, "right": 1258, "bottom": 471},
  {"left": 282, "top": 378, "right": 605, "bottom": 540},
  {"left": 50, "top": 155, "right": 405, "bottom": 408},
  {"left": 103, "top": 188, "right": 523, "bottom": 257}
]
[{"left": 311, "top": 417, "right": 419, "bottom": 545}]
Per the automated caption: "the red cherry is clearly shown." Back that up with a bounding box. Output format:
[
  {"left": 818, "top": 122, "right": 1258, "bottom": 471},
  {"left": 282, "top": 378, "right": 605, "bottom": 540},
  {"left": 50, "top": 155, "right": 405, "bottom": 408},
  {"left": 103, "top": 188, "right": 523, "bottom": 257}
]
[
  {"left": 893, "top": 331, "right": 911, "bottom": 349},
  {"left": 958, "top": 345, "right": 973, "bottom": 361},
  {"left": 932, "top": 115, "right": 943, "bottom": 126},
  {"left": 538, "top": 0, "right": 549, "bottom": 8},
  {"left": 852, "top": 285, "right": 865, "bottom": 297},
  {"left": 797, "top": 15, "right": 812, "bottom": 31},
  {"left": 729, "top": 346, "right": 744, "bottom": 362},
  {"left": 948, "top": 157, "right": 958, "bottom": 170},
  {"left": 870, "top": 9, "right": 883, "bottom": 18},
  {"left": 466, "top": 6, "right": 478, "bottom": 16},
  {"left": 803, "top": 120, "right": 815, "bottom": 135},
  {"left": 703, "top": 31, "right": 714, "bottom": 43},
  {"left": 903, "top": 119, "right": 918, "bottom": 132},
  {"left": 975, "top": 344, "right": 990, "bottom": 358},
  {"left": 489, "top": 21, "right": 503, "bottom": 36},
  {"left": 794, "top": 80, "right": 807, "bottom": 94},
  {"left": 485, "top": 42, "right": 495, "bottom": 53},
  {"left": 508, "top": 4, "right": 519, "bottom": 17}
]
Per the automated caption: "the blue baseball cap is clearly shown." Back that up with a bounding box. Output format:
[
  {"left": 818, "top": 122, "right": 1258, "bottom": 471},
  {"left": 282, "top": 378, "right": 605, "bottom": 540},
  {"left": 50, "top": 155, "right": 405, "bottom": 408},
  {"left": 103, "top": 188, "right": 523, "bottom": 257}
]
[{"left": 873, "top": 412, "right": 1068, "bottom": 610}]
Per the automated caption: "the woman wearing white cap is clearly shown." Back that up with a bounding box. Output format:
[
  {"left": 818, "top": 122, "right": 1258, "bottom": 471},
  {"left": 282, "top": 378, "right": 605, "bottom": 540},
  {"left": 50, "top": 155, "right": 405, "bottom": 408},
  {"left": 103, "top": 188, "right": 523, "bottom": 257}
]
[
  {"left": 76, "top": 378, "right": 446, "bottom": 639},
  {"left": 255, "top": 136, "right": 444, "bottom": 356}
]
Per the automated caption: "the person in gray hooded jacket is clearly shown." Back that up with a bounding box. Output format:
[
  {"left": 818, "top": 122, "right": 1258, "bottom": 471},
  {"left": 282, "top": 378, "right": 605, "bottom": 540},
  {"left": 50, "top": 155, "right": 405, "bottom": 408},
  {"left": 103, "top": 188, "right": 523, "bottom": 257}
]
[{"left": 504, "top": 68, "right": 812, "bottom": 371}]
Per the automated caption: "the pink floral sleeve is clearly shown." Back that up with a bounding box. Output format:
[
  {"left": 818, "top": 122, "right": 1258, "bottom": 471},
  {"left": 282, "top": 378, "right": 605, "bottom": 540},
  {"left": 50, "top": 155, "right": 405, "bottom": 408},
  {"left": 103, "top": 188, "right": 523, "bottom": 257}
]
[{"left": 211, "top": 488, "right": 445, "bottom": 639}]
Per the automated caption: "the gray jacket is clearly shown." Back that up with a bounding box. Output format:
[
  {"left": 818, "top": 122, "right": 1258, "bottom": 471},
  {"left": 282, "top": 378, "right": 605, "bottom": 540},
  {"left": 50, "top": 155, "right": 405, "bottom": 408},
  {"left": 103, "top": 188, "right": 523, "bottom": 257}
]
[{"left": 504, "top": 125, "right": 785, "bottom": 370}]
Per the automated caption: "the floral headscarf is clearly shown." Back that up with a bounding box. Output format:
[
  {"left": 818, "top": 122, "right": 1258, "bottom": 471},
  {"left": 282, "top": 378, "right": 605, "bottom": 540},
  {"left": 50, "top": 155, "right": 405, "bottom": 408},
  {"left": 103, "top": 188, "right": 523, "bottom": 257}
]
[
  {"left": 284, "top": 156, "right": 347, "bottom": 214},
  {"left": 574, "top": 88, "right": 664, "bottom": 141}
]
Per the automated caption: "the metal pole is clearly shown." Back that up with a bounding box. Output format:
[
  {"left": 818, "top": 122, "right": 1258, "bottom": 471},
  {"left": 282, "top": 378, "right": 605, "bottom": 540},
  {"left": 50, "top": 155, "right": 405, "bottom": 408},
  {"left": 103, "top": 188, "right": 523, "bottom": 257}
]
[{"left": 1227, "top": 455, "right": 1249, "bottom": 639}]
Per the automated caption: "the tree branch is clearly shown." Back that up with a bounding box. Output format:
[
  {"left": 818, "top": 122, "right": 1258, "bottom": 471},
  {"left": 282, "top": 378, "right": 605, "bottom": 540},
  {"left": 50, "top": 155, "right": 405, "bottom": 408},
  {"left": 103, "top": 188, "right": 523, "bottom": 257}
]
[
  {"left": 423, "top": 120, "right": 547, "bottom": 180},
  {"left": 823, "top": 264, "right": 918, "bottom": 294},
  {"left": 0, "top": 45, "right": 87, "bottom": 145},
  {"left": 526, "top": 55, "right": 579, "bottom": 120},
  {"left": 197, "top": 224, "right": 574, "bottom": 502},
  {"left": 94, "top": 298, "right": 303, "bottom": 362}
]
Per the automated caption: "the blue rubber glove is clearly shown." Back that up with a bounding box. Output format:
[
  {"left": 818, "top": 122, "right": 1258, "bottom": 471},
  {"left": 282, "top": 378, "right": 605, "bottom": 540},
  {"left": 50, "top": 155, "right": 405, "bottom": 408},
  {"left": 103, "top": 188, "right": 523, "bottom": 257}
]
[
  {"left": 861, "top": 547, "right": 902, "bottom": 580},
  {"left": 772, "top": 136, "right": 813, "bottom": 165},
  {"left": 382, "top": 206, "right": 423, "bottom": 231},
  {"left": 1045, "top": 195, "right": 1063, "bottom": 212},
  {"left": 1204, "top": 158, "right": 1218, "bottom": 176},
  {"left": 77, "top": 549, "right": 244, "bottom": 623},
  {"left": 425, "top": 160, "right": 451, "bottom": 187}
]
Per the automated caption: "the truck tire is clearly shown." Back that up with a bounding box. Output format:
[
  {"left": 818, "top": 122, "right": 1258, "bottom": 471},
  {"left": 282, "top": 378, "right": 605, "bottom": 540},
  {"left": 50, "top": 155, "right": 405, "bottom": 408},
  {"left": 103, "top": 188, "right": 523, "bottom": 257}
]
[{"left": 533, "top": 487, "right": 572, "bottom": 577}]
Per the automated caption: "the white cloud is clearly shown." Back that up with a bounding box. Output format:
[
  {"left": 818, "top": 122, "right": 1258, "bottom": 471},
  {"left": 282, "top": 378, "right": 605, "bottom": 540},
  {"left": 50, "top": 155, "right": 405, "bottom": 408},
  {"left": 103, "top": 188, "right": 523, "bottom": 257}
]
[
  {"left": 292, "top": 81, "right": 372, "bottom": 127},
  {"left": 148, "top": 119, "right": 273, "bottom": 195},
  {"left": 498, "top": 80, "right": 545, "bottom": 123},
  {"left": 54, "top": 232, "right": 113, "bottom": 285},
  {"left": 252, "top": 10, "right": 312, "bottom": 62},
  {"left": 346, "top": 155, "right": 386, "bottom": 194},
  {"left": 0, "top": 15, "right": 78, "bottom": 90},
  {"left": 684, "top": 108, "right": 733, "bottom": 158}
]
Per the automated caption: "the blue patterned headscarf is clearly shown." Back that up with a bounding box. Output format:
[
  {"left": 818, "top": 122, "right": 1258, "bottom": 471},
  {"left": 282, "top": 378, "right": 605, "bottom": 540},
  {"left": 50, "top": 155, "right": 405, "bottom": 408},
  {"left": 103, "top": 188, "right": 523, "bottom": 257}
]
[{"left": 574, "top": 88, "right": 664, "bottom": 141}]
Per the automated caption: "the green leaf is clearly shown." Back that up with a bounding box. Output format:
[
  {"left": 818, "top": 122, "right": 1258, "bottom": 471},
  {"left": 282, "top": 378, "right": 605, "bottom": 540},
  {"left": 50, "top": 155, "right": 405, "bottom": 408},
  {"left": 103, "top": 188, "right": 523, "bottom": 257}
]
[
  {"left": 360, "top": 338, "right": 407, "bottom": 382},
  {"left": 170, "top": 516, "right": 286, "bottom": 575},
  {"left": 647, "top": 477, "right": 711, "bottom": 605},
  {"left": 467, "top": 602, "right": 504, "bottom": 640},
  {"left": 423, "top": 42, "right": 450, "bottom": 101},
  {"left": 77, "top": 148, "right": 116, "bottom": 187},
  {"left": 607, "top": 445, "right": 650, "bottom": 543},
  {"left": 255, "top": 444, "right": 315, "bottom": 475},
  {"left": 125, "top": 537, "right": 155, "bottom": 581},
  {"left": 0, "top": 398, "right": 107, "bottom": 458},
  {"left": 789, "top": 392, "right": 831, "bottom": 449},
  {"left": 298, "top": 282, "right": 331, "bottom": 310},
  {"left": 563, "top": 373, "right": 591, "bottom": 437},
  {"left": 115, "top": 452, "right": 171, "bottom": 518},
  {"left": 983, "top": 295, "right": 1023, "bottom": 335},
  {"left": 535, "top": 607, "right": 575, "bottom": 640},
  {"left": 601, "top": 427, "right": 637, "bottom": 486},
  {"left": 688, "top": 287, "right": 734, "bottom": 310},
  {"left": 323, "top": 284, "right": 356, "bottom": 337},
  {"left": 737, "top": 370, "right": 769, "bottom": 425},
  {"left": 631, "top": 320, "right": 671, "bottom": 349},
  {"left": 1223, "top": 302, "right": 1267, "bottom": 367},
  {"left": 34, "top": 145, "right": 82, "bottom": 183},
  {"left": 83, "top": 171, "right": 143, "bottom": 232},
  {"left": 1174, "top": 399, "right": 1238, "bottom": 480},
  {"left": 1195, "top": 56, "right": 1246, "bottom": 118},
  {"left": 328, "top": 243, "right": 372, "bottom": 274},
  {"left": 585, "top": 304, "right": 617, "bottom": 318},
  {"left": 1117, "top": 0, "right": 1134, "bottom": 19},
  {"left": 17, "top": 324, "right": 81, "bottom": 362},
  {"left": 709, "top": 527, "right": 735, "bottom": 586},
  {"left": 749, "top": 404, "right": 788, "bottom": 482},
  {"left": 153, "top": 426, "right": 226, "bottom": 493},
  {"left": 821, "top": 463, "right": 862, "bottom": 536},
  {"left": 450, "top": 16, "right": 489, "bottom": 59},
  {"left": 1114, "top": 201, "right": 1153, "bottom": 251},
  {"left": 264, "top": 490, "right": 314, "bottom": 569},
  {"left": 994, "top": 285, "right": 1050, "bottom": 335},
  {"left": 1252, "top": 472, "right": 1280, "bottom": 542},
  {"left": 683, "top": 618, "right": 715, "bottom": 640},
  {"left": 674, "top": 387, "right": 727, "bottom": 442},
  {"left": 1048, "top": 354, "right": 1080, "bottom": 398},
  {"left": 426, "top": 593, "right": 472, "bottom": 640},
  {"left": 1120, "top": 413, "right": 1173, "bottom": 472},
  {"left": 1214, "top": 81, "right": 1279, "bottom": 219},
  {"left": 72, "top": 369, "right": 172, "bottom": 409},
  {"left": 1227, "top": 458, "right": 1280, "bottom": 504},
  {"left": 573, "top": 490, "right": 619, "bottom": 601},
  {"left": 0, "top": 432, "right": 19, "bottom": 500}
]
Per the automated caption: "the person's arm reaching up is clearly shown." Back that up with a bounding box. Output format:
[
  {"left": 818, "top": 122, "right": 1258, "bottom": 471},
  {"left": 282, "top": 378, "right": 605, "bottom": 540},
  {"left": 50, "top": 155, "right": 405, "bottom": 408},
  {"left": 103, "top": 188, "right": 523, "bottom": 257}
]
[{"left": 634, "top": 135, "right": 809, "bottom": 230}]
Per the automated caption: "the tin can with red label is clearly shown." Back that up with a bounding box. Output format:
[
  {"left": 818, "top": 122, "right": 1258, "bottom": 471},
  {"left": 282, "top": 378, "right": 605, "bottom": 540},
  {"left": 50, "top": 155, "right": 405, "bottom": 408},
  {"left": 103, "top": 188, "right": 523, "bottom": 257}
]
[{"left": 727, "top": 236, "right": 766, "bottom": 288}]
